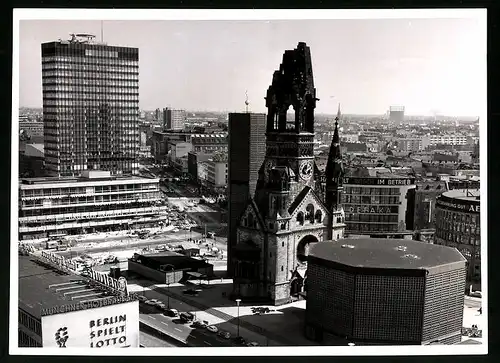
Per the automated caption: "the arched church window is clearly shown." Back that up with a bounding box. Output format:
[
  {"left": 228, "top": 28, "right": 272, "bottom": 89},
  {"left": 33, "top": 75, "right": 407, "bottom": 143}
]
[
  {"left": 247, "top": 213, "right": 254, "bottom": 228},
  {"left": 337, "top": 217, "right": 342, "bottom": 223},
  {"left": 305, "top": 204, "right": 315, "bottom": 223},
  {"left": 315, "top": 210, "right": 322, "bottom": 223},
  {"left": 243, "top": 218, "right": 247, "bottom": 227},
  {"left": 297, "top": 212, "right": 304, "bottom": 226}
]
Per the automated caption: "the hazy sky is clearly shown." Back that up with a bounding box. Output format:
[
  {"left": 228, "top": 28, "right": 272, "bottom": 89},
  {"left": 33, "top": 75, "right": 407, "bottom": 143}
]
[{"left": 18, "top": 16, "right": 486, "bottom": 116}]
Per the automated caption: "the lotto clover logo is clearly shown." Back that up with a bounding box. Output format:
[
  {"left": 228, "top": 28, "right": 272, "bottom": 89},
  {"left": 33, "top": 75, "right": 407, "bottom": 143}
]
[{"left": 55, "top": 327, "right": 69, "bottom": 348}]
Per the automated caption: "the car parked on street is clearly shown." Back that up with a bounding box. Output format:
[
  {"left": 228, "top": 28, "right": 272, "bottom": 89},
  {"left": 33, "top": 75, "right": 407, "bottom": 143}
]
[
  {"left": 192, "top": 320, "right": 209, "bottom": 329},
  {"left": 247, "top": 341, "right": 259, "bottom": 347},
  {"left": 218, "top": 331, "right": 231, "bottom": 339},
  {"left": 163, "top": 308, "right": 179, "bottom": 317},
  {"left": 179, "top": 312, "right": 195, "bottom": 323},
  {"left": 233, "top": 336, "right": 246, "bottom": 345},
  {"left": 206, "top": 325, "right": 218, "bottom": 333},
  {"left": 136, "top": 295, "right": 148, "bottom": 302},
  {"left": 145, "top": 299, "right": 159, "bottom": 306}
]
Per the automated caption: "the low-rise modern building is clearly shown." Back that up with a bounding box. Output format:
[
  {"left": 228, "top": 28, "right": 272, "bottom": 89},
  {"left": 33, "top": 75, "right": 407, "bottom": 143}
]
[
  {"left": 19, "top": 118, "right": 44, "bottom": 138},
  {"left": 128, "top": 251, "right": 214, "bottom": 284},
  {"left": 305, "top": 238, "right": 467, "bottom": 345},
  {"left": 18, "top": 170, "right": 167, "bottom": 240},
  {"left": 434, "top": 189, "right": 481, "bottom": 287},
  {"left": 19, "top": 252, "right": 139, "bottom": 348},
  {"left": 421, "top": 134, "right": 470, "bottom": 147}
]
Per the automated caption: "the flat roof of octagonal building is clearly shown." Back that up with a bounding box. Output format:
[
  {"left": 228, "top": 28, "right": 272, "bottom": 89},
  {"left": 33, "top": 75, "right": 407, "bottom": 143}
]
[{"left": 309, "top": 238, "right": 466, "bottom": 275}]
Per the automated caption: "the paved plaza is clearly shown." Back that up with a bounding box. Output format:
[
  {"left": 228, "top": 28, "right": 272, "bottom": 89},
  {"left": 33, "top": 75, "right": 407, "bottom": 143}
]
[{"left": 130, "top": 277, "right": 485, "bottom": 347}]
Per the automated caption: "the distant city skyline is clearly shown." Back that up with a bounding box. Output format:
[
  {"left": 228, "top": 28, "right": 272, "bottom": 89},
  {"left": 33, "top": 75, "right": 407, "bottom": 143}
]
[{"left": 18, "top": 13, "right": 486, "bottom": 117}]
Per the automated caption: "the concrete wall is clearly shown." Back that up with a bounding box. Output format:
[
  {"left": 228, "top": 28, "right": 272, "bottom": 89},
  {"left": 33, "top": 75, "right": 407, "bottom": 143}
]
[{"left": 128, "top": 260, "right": 167, "bottom": 283}]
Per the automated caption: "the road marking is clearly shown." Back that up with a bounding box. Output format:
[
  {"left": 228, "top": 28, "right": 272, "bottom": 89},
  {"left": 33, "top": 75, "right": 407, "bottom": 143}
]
[
  {"left": 204, "top": 341, "right": 212, "bottom": 346},
  {"left": 150, "top": 316, "right": 156, "bottom": 320},
  {"left": 174, "top": 328, "right": 182, "bottom": 332},
  {"left": 161, "top": 321, "right": 168, "bottom": 326}
]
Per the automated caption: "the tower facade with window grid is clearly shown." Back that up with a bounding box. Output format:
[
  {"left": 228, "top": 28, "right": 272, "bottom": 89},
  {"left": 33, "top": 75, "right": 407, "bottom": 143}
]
[{"left": 41, "top": 37, "right": 140, "bottom": 177}]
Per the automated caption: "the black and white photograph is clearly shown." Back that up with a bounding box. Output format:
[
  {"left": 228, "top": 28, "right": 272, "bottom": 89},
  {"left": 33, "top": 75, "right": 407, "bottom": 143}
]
[{"left": 10, "top": 9, "right": 487, "bottom": 356}]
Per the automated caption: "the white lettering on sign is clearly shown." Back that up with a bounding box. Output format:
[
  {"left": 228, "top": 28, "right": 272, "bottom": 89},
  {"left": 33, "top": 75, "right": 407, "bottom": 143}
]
[
  {"left": 40, "top": 295, "right": 135, "bottom": 316},
  {"left": 88, "top": 270, "right": 127, "bottom": 293},
  {"left": 437, "top": 199, "right": 480, "bottom": 214},
  {"left": 348, "top": 206, "right": 396, "bottom": 214},
  {"left": 40, "top": 251, "right": 78, "bottom": 272},
  {"left": 89, "top": 315, "right": 127, "bottom": 348},
  {"left": 343, "top": 177, "right": 415, "bottom": 186}
]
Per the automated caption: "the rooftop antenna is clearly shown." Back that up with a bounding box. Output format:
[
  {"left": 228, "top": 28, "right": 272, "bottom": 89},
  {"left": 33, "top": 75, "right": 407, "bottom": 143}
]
[{"left": 245, "top": 91, "right": 250, "bottom": 113}]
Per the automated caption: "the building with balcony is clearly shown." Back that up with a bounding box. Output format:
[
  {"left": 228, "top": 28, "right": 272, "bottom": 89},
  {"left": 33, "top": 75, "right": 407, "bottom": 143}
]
[
  {"left": 421, "top": 134, "right": 471, "bottom": 148},
  {"left": 398, "top": 138, "right": 424, "bottom": 152},
  {"left": 18, "top": 170, "right": 167, "bottom": 240}
]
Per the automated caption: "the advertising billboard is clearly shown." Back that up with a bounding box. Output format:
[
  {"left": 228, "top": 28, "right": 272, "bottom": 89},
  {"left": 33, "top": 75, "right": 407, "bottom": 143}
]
[
  {"left": 436, "top": 197, "right": 480, "bottom": 214},
  {"left": 41, "top": 300, "right": 139, "bottom": 348},
  {"left": 343, "top": 177, "right": 415, "bottom": 186}
]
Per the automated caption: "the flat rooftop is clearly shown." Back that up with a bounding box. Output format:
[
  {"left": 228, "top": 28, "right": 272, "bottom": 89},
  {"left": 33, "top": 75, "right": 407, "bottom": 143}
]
[
  {"left": 19, "top": 255, "right": 120, "bottom": 319},
  {"left": 309, "top": 238, "right": 466, "bottom": 270},
  {"left": 443, "top": 189, "right": 480, "bottom": 202},
  {"left": 131, "top": 252, "right": 211, "bottom": 271}
]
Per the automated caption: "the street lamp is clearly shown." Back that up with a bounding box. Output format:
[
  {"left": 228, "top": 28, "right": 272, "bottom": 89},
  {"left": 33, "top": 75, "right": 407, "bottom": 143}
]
[
  {"left": 165, "top": 264, "right": 175, "bottom": 309},
  {"left": 235, "top": 298, "right": 241, "bottom": 337}
]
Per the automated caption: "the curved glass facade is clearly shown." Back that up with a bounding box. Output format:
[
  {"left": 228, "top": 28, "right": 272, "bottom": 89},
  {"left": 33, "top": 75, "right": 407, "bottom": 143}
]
[{"left": 434, "top": 191, "right": 481, "bottom": 284}]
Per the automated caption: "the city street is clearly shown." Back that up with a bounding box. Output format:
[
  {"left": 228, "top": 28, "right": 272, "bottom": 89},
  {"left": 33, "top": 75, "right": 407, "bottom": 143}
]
[
  {"left": 132, "top": 282, "right": 277, "bottom": 346},
  {"left": 140, "top": 331, "right": 183, "bottom": 347},
  {"left": 139, "top": 304, "right": 248, "bottom": 347}
]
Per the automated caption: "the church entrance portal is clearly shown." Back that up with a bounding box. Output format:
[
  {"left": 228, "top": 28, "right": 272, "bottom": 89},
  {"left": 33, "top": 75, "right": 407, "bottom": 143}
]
[{"left": 296, "top": 235, "right": 319, "bottom": 262}]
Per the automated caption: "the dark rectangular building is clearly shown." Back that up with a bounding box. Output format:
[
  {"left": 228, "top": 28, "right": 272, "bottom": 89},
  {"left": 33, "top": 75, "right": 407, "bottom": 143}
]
[
  {"left": 42, "top": 35, "right": 140, "bottom": 177},
  {"left": 227, "top": 113, "right": 266, "bottom": 276}
]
